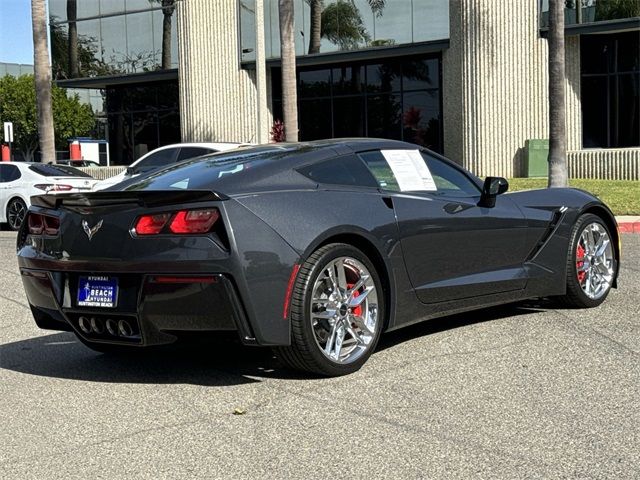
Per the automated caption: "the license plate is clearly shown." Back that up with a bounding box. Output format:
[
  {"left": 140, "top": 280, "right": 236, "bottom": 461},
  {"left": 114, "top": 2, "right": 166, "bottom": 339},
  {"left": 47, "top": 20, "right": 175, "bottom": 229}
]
[{"left": 77, "top": 276, "right": 118, "bottom": 308}]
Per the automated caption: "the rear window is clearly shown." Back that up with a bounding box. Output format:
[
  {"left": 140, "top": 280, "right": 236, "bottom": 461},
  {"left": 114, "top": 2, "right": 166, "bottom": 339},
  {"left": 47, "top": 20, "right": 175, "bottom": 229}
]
[
  {"left": 122, "top": 146, "right": 294, "bottom": 191},
  {"left": 29, "top": 164, "right": 92, "bottom": 178}
]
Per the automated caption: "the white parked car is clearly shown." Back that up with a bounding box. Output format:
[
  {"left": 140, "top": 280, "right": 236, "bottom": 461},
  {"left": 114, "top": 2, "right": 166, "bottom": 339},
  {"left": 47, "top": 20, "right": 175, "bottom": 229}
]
[
  {"left": 1, "top": 162, "right": 97, "bottom": 230},
  {"left": 93, "top": 142, "right": 248, "bottom": 191}
]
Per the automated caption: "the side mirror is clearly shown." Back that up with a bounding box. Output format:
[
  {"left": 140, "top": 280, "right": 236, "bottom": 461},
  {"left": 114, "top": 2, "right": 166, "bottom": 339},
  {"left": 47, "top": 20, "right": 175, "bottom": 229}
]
[
  {"left": 479, "top": 176, "right": 508, "bottom": 208},
  {"left": 125, "top": 167, "right": 135, "bottom": 176}
]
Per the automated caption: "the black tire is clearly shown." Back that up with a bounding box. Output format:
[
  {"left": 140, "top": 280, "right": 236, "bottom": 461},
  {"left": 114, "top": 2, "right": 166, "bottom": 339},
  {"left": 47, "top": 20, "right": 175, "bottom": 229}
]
[
  {"left": 275, "top": 243, "right": 385, "bottom": 376},
  {"left": 6, "top": 197, "right": 27, "bottom": 231},
  {"left": 557, "top": 213, "right": 616, "bottom": 308}
]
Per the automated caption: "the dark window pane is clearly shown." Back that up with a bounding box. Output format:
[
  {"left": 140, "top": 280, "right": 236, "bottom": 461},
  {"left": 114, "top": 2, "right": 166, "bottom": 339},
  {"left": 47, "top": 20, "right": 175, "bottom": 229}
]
[
  {"left": 157, "top": 110, "right": 181, "bottom": 145},
  {"left": 271, "top": 67, "right": 282, "bottom": 100},
  {"left": 132, "top": 111, "right": 159, "bottom": 159},
  {"left": 135, "top": 148, "right": 176, "bottom": 169},
  {"left": 402, "top": 91, "right": 440, "bottom": 150},
  {"left": 333, "top": 97, "right": 365, "bottom": 137},
  {"left": 359, "top": 150, "right": 400, "bottom": 191},
  {"left": 366, "top": 63, "right": 401, "bottom": 93},
  {"left": 581, "top": 34, "right": 613, "bottom": 74},
  {"left": 582, "top": 76, "right": 609, "bottom": 148},
  {"left": 177, "top": 147, "right": 214, "bottom": 161},
  {"left": 108, "top": 113, "right": 133, "bottom": 165},
  {"left": 0, "top": 165, "right": 22, "bottom": 182},
  {"left": 403, "top": 59, "right": 439, "bottom": 90},
  {"left": 28, "top": 164, "right": 91, "bottom": 178},
  {"left": 332, "top": 65, "right": 364, "bottom": 95},
  {"left": 617, "top": 31, "right": 640, "bottom": 73},
  {"left": 299, "top": 69, "right": 331, "bottom": 98},
  {"left": 367, "top": 94, "right": 402, "bottom": 139},
  {"left": 616, "top": 73, "right": 640, "bottom": 147},
  {"left": 421, "top": 153, "right": 480, "bottom": 197},
  {"left": 297, "top": 155, "right": 378, "bottom": 188},
  {"left": 299, "top": 99, "right": 332, "bottom": 140}
]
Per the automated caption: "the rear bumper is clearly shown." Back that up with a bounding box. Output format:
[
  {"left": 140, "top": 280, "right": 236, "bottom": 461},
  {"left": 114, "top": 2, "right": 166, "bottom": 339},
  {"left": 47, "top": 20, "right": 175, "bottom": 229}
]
[{"left": 21, "top": 268, "right": 257, "bottom": 347}]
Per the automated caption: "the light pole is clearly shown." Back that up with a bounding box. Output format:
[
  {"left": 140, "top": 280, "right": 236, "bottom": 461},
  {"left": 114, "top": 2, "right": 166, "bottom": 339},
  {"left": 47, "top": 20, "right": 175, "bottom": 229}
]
[{"left": 255, "top": 0, "right": 269, "bottom": 144}]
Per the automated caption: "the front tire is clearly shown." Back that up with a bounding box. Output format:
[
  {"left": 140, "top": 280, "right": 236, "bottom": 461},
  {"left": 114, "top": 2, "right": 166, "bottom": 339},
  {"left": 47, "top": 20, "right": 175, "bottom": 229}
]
[
  {"left": 558, "top": 213, "right": 616, "bottom": 308},
  {"left": 6, "top": 198, "right": 27, "bottom": 231},
  {"left": 275, "top": 243, "right": 385, "bottom": 376}
]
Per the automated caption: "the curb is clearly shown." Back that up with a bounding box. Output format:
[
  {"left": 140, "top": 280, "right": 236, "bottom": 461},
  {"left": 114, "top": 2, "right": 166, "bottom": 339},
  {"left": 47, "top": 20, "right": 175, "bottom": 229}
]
[{"left": 618, "top": 222, "right": 640, "bottom": 234}]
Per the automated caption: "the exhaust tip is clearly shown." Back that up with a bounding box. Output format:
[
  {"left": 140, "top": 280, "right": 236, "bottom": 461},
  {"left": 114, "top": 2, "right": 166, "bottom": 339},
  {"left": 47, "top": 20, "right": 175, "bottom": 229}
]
[
  {"left": 105, "top": 318, "right": 118, "bottom": 336},
  {"left": 118, "top": 319, "right": 133, "bottom": 337},
  {"left": 90, "top": 317, "right": 105, "bottom": 334},
  {"left": 78, "top": 316, "right": 91, "bottom": 334}
]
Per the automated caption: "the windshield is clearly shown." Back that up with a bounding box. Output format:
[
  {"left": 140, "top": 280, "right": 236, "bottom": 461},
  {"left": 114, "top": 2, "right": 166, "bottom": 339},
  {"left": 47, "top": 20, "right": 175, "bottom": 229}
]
[
  {"left": 121, "top": 146, "right": 295, "bottom": 191},
  {"left": 29, "top": 164, "right": 92, "bottom": 178}
]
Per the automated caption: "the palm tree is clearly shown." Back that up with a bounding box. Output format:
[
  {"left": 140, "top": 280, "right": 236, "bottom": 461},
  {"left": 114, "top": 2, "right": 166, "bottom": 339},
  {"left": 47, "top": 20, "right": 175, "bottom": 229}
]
[
  {"left": 31, "top": 0, "right": 56, "bottom": 163},
  {"left": 160, "top": 0, "right": 176, "bottom": 69},
  {"left": 66, "top": 0, "right": 79, "bottom": 77},
  {"left": 279, "top": 0, "right": 298, "bottom": 141},
  {"left": 547, "top": 0, "right": 567, "bottom": 188},
  {"left": 307, "top": 0, "right": 386, "bottom": 54}
]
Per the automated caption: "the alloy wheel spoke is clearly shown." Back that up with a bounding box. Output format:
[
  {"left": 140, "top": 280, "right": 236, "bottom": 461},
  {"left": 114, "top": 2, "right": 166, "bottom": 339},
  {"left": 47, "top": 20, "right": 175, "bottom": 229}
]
[
  {"left": 348, "top": 286, "right": 373, "bottom": 308},
  {"left": 335, "top": 260, "right": 348, "bottom": 291},
  {"left": 324, "top": 321, "right": 338, "bottom": 358},
  {"left": 351, "top": 313, "right": 375, "bottom": 335},
  {"left": 346, "top": 275, "right": 368, "bottom": 300},
  {"left": 595, "top": 238, "right": 610, "bottom": 258},
  {"left": 345, "top": 323, "right": 364, "bottom": 345}
]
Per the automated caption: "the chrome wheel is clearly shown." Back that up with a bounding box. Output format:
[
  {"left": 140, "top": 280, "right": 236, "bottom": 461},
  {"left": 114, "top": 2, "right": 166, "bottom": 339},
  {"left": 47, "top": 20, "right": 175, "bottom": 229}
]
[
  {"left": 7, "top": 199, "right": 27, "bottom": 230},
  {"left": 310, "top": 256, "right": 378, "bottom": 364},
  {"left": 575, "top": 222, "right": 614, "bottom": 300}
]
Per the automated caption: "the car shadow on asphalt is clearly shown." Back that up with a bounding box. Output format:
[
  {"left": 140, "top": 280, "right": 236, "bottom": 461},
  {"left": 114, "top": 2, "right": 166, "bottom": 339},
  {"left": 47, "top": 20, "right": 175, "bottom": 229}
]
[{"left": 0, "top": 300, "right": 552, "bottom": 385}]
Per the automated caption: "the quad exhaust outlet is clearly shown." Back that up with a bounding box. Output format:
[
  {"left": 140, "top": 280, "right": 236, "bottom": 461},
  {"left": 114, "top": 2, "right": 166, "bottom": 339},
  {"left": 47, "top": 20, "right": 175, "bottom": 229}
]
[{"left": 77, "top": 316, "right": 138, "bottom": 339}]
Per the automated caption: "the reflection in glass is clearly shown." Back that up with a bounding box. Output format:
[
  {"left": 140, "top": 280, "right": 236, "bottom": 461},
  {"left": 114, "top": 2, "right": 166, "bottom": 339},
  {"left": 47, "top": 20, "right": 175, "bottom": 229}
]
[
  {"left": 366, "top": 62, "right": 401, "bottom": 93},
  {"left": 299, "top": 69, "right": 331, "bottom": 97},
  {"left": 540, "top": 0, "right": 640, "bottom": 27},
  {"left": 367, "top": 93, "right": 402, "bottom": 140},
  {"left": 403, "top": 91, "right": 439, "bottom": 148},
  {"left": 332, "top": 65, "right": 364, "bottom": 95},
  {"left": 241, "top": 0, "right": 449, "bottom": 60},
  {"left": 333, "top": 96, "right": 364, "bottom": 137},
  {"left": 300, "top": 99, "right": 332, "bottom": 139}
]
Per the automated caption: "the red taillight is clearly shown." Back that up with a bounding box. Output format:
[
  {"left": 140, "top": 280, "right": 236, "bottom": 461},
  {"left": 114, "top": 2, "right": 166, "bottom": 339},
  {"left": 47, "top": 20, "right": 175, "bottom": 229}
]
[
  {"left": 133, "top": 209, "right": 220, "bottom": 235},
  {"left": 28, "top": 214, "right": 44, "bottom": 235},
  {"left": 33, "top": 184, "right": 73, "bottom": 192},
  {"left": 168, "top": 209, "right": 220, "bottom": 234},
  {"left": 28, "top": 213, "right": 60, "bottom": 235},
  {"left": 134, "top": 213, "right": 171, "bottom": 235}
]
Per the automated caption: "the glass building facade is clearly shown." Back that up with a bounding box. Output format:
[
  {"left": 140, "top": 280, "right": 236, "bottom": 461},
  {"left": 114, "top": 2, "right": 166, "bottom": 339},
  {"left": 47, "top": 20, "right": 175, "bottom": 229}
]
[
  {"left": 239, "top": 0, "right": 449, "bottom": 61},
  {"left": 540, "top": 0, "right": 640, "bottom": 28},
  {"left": 48, "top": 0, "right": 180, "bottom": 165}
]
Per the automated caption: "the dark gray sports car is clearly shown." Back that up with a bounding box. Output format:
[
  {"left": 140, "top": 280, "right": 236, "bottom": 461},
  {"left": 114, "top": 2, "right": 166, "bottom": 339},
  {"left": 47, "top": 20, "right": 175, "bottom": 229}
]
[{"left": 17, "top": 139, "right": 620, "bottom": 376}]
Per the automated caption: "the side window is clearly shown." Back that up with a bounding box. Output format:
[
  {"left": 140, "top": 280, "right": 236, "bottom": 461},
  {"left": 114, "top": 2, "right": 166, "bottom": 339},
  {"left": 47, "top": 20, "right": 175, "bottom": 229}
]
[
  {"left": 358, "top": 151, "right": 401, "bottom": 191},
  {"left": 136, "top": 148, "right": 177, "bottom": 168},
  {"left": 297, "top": 155, "right": 379, "bottom": 188},
  {"left": 177, "top": 147, "right": 214, "bottom": 161},
  {"left": 421, "top": 153, "right": 480, "bottom": 197},
  {"left": 0, "top": 165, "right": 21, "bottom": 183}
]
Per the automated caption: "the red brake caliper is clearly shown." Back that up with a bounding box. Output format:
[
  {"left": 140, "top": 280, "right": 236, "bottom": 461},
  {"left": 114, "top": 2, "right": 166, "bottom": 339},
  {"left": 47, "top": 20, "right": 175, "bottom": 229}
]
[
  {"left": 576, "top": 243, "right": 586, "bottom": 284},
  {"left": 346, "top": 283, "right": 363, "bottom": 317}
]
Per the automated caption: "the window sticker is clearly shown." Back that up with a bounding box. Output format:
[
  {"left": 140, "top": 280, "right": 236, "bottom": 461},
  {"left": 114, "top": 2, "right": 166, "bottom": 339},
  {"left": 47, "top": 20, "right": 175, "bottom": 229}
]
[{"left": 380, "top": 150, "right": 437, "bottom": 192}]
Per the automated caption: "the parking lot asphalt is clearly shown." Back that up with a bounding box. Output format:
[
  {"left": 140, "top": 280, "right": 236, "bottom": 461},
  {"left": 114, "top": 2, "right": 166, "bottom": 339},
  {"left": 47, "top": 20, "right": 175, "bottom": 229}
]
[{"left": 1, "top": 231, "right": 638, "bottom": 479}]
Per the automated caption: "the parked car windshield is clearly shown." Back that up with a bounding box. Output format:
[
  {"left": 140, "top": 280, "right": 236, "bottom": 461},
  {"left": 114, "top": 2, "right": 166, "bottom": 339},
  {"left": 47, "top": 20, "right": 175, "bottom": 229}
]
[
  {"left": 121, "top": 146, "right": 295, "bottom": 191},
  {"left": 29, "top": 164, "right": 93, "bottom": 178}
]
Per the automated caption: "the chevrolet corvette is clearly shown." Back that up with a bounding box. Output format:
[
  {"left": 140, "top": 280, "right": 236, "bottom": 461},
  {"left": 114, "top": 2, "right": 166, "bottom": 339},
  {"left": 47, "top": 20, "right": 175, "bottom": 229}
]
[{"left": 17, "top": 139, "right": 620, "bottom": 376}]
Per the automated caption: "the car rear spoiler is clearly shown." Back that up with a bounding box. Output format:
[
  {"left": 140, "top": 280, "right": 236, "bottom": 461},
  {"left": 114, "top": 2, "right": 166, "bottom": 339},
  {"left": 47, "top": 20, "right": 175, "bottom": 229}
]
[{"left": 30, "top": 189, "right": 229, "bottom": 209}]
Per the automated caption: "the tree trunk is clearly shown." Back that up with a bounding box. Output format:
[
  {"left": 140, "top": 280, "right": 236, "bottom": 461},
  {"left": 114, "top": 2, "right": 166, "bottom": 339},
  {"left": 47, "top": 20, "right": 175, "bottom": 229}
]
[
  {"left": 547, "top": 0, "right": 567, "bottom": 188},
  {"left": 67, "top": 0, "right": 79, "bottom": 77},
  {"left": 279, "top": 0, "right": 299, "bottom": 141},
  {"left": 161, "top": 0, "right": 175, "bottom": 70},
  {"left": 308, "top": 0, "right": 322, "bottom": 54},
  {"left": 31, "top": 0, "right": 56, "bottom": 163}
]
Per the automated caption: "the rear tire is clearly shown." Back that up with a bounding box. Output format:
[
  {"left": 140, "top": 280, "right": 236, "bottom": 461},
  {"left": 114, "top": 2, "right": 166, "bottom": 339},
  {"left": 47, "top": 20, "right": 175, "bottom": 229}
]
[
  {"left": 6, "top": 198, "right": 27, "bottom": 231},
  {"left": 557, "top": 213, "right": 616, "bottom": 308},
  {"left": 275, "top": 243, "right": 385, "bottom": 376}
]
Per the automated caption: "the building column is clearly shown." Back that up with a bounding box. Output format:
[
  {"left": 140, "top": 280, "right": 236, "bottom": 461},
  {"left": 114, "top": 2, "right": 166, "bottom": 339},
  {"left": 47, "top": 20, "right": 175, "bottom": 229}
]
[{"left": 176, "top": 0, "right": 258, "bottom": 143}]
